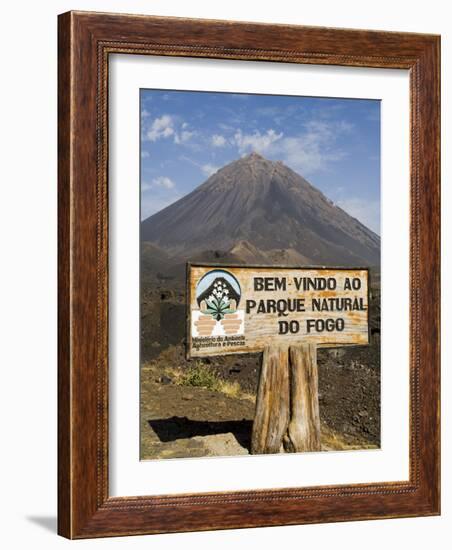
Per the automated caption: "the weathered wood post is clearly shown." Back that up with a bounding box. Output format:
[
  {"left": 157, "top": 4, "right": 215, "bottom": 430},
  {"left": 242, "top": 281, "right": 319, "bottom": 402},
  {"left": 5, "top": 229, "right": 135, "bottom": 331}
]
[
  {"left": 251, "top": 345, "right": 290, "bottom": 454},
  {"left": 284, "top": 344, "right": 321, "bottom": 452},
  {"left": 251, "top": 343, "right": 321, "bottom": 454}
]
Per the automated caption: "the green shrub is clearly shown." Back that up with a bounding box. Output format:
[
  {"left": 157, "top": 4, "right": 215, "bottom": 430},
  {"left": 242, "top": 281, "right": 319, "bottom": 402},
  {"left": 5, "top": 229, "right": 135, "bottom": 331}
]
[{"left": 181, "top": 364, "right": 220, "bottom": 390}]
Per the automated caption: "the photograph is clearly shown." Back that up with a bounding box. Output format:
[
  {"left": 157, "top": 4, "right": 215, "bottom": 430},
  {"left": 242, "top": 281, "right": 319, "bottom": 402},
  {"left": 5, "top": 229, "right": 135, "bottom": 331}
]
[{"left": 139, "top": 89, "right": 382, "bottom": 460}]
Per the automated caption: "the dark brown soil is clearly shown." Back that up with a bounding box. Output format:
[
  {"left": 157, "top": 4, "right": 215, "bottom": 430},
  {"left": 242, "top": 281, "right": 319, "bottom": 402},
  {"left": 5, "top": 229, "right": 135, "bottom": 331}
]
[
  {"left": 140, "top": 364, "right": 376, "bottom": 459},
  {"left": 141, "top": 372, "right": 254, "bottom": 459},
  {"left": 317, "top": 347, "right": 380, "bottom": 443}
]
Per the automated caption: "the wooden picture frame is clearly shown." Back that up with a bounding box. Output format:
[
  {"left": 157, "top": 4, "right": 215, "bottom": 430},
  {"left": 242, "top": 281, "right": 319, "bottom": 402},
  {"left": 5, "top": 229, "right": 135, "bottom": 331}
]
[{"left": 58, "top": 11, "right": 440, "bottom": 538}]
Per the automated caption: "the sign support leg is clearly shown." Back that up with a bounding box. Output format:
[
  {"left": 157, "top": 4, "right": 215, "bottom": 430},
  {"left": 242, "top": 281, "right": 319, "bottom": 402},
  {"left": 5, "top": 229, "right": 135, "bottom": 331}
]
[
  {"left": 251, "top": 345, "right": 290, "bottom": 454},
  {"left": 284, "top": 344, "right": 321, "bottom": 452},
  {"left": 251, "top": 343, "right": 321, "bottom": 454}
]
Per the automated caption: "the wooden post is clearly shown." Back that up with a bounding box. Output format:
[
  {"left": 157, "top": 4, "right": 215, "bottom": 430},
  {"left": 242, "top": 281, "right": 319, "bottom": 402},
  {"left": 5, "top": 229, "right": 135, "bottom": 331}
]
[
  {"left": 251, "top": 343, "right": 321, "bottom": 454},
  {"left": 284, "top": 344, "right": 321, "bottom": 452},
  {"left": 251, "top": 345, "right": 290, "bottom": 454}
]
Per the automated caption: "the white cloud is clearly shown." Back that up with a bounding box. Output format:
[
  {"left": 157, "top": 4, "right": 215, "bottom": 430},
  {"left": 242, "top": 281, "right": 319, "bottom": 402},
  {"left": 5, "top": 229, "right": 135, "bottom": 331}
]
[
  {"left": 141, "top": 109, "right": 150, "bottom": 118},
  {"left": 174, "top": 129, "right": 195, "bottom": 144},
  {"left": 142, "top": 176, "right": 175, "bottom": 191},
  {"left": 271, "top": 136, "right": 346, "bottom": 174},
  {"left": 152, "top": 176, "right": 175, "bottom": 189},
  {"left": 233, "top": 128, "right": 283, "bottom": 153},
  {"left": 141, "top": 150, "right": 150, "bottom": 159},
  {"left": 144, "top": 114, "right": 197, "bottom": 146},
  {"left": 336, "top": 198, "right": 380, "bottom": 234},
  {"left": 141, "top": 174, "right": 180, "bottom": 218},
  {"left": 218, "top": 123, "right": 234, "bottom": 132},
  {"left": 201, "top": 164, "right": 219, "bottom": 177},
  {"left": 146, "top": 115, "right": 175, "bottom": 142},
  {"left": 180, "top": 155, "right": 219, "bottom": 177},
  {"left": 265, "top": 119, "right": 352, "bottom": 174},
  {"left": 211, "top": 134, "right": 227, "bottom": 147},
  {"left": 218, "top": 119, "right": 352, "bottom": 174}
]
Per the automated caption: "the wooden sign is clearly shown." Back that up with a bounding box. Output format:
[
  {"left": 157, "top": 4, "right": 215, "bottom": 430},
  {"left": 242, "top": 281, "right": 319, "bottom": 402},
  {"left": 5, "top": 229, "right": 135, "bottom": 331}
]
[{"left": 187, "top": 264, "right": 369, "bottom": 358}]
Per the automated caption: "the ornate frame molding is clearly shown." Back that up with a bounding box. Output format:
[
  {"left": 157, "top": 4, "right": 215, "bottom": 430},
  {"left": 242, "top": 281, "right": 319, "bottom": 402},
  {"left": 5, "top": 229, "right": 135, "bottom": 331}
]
[{"left": 58, "top": 11, "right": 440, "bottom": 538}]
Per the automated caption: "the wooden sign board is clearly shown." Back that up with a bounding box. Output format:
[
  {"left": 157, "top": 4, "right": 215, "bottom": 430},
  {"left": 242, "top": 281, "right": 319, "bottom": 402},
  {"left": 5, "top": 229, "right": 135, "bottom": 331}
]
[{"left": 187, "top": 264, "right": 369, "bottom": 358}]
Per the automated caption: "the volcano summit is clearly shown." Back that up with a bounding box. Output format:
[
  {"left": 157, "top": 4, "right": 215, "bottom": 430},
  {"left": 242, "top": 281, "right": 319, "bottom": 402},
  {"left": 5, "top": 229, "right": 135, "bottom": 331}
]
[{"left": 141, "top": 152, "right": 380, "bottom": 267}]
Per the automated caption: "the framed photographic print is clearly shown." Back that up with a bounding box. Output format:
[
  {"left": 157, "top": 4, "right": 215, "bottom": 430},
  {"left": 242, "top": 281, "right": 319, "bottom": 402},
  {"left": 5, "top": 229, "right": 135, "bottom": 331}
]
[{"left": 58, "top": 11, "right": 440, "bottom": 538}]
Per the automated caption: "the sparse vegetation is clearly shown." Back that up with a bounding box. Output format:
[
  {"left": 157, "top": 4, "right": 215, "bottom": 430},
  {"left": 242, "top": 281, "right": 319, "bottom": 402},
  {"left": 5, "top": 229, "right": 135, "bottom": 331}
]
[
  {"left": 178, "top": 364, "right": 255, "bottom": 402},
  {"left": 216, "top": 380, "right": 242, "bottom": 399},
  {"left": 143, "top": 359, "right": 256, "bottom": 402},
  {"left": 320, "top": 422, "right": 378, "bottom": 451},
  {"left": 181, "top": 363, "right": 219, "bottom": 390}
]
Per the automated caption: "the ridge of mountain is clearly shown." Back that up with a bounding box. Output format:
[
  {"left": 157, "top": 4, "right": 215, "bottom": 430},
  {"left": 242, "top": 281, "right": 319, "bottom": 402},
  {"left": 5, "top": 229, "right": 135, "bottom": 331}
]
[{"left": 141, "top": 152, "right": 380, "bottom": 267}]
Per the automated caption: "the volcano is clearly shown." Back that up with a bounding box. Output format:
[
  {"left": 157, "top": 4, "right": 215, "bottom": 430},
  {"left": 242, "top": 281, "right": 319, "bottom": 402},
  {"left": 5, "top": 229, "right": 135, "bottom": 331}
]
[{"left": 141, "top": 152, "right": 380, "bottom": 267}]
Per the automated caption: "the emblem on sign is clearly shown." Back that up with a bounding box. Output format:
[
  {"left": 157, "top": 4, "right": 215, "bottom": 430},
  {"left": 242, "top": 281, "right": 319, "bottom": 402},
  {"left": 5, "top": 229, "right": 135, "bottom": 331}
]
[{"left": 192, "top": 269, "right": 245, "bottom": 338}]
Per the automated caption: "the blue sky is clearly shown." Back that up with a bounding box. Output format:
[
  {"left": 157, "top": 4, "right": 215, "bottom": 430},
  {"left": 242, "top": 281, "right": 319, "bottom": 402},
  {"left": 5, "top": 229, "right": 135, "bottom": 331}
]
[{"left": 140, "top": 89, "right": 380, "bottom": 233}]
